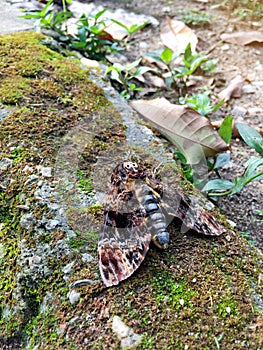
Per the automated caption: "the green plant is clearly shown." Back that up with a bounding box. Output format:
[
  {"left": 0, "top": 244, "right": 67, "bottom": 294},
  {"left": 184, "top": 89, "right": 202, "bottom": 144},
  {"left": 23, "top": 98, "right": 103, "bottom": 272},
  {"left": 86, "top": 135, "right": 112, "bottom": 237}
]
[
  {"left": 110, "top": 19, "right": 149, "bottom": 46},
  {"left": 178, "top": 9, "right": 212, "bottom": 26},
  {"left": 213, "top": 333, "right": 224, "bottom": 350},
  {"left": 69, "top": 9, "right": 121, "bottom": 60},
  {"left": 258, "top": 210, "right": 263, "bottom": 220},
  {"left": 240, "top": 231, "right": 255, "bottom": 245},
  {"left": 21, "top": 5, "right": 121, "bottom": 59},
  {"left": 105, "top": 58, "right": 152, "bottom": 99},
  {"left": 202, "top": 123, "right": 263, "bottom": 197},
  {"left": 77, "top": 170, "right": 93, "bottom": 193},
  {"left": 145, "top": 43, "right": 216, "bottom": 89},
  {"left": 21, "top": 0, "right": 72, "bottom": 33},
  {"left": 174, "top": 150, "right": 195, "bottom": 183},
  {"left": 212, "top": 0, "right": 263, "bottom": 22},
  {"left": 174, "top": 120, "right": 263, "bottom": 198},
  {"left": 179, "top": 91, "right": 224, "bottom": 117}
]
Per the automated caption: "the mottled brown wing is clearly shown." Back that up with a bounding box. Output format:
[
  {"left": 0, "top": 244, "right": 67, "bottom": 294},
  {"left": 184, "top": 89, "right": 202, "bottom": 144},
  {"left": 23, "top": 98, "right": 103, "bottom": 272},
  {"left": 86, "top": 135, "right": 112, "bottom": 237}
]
[
  {"left": 98, "top": 185, "right": 151, "bottom": 287},
  {"left": 145, "top": 176, "right": 225, "bottom": 236}
]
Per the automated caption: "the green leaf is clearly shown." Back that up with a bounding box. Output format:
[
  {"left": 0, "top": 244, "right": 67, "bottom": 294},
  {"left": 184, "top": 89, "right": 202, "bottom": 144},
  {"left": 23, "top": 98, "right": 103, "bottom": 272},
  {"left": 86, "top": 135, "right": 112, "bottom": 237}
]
[
  {"left": 218, "top": 116, "right": 233, "bottom": 144},
  {"left": 111, "top": 19, "right": 128, "bottom": 31},
  {"left": 244, "top": 156, "right": 263, "bottom": 177},
  {"left": 236, "top": 123, "right": 263, "bottom": 156},
  {"left": 133, "top": 66, "right": 153, "bottom": 76},
  {"left": 183, "top": 43, "right": 208, "bottom": 74},
  {"left": 183, "top": 43, "right": 192, "bottom": 68},
  {"left": 143, "top": 50, "right": 168, "bottom": 64},
  {"left": 202, "top": 179, "right": 234, "bottom": 192},
  {"left": 213, "top": 152, "right": 231, "bottom": 169},
  {"left": 201, "top": 58, "right": 218, "bottom": 73},
  {"left": 164, "top": 76, "right": 174, "bottom": 88},
  {"left": 230, "top": 177, "right": 247, "bottom": 195},
  {"left": 125, "top": 58, "right": 142, "bottom": 71},
  {"left": 93, "top": 8, "right": 108, "bottom": 20},
  {"left": 189, "top": 55, "right": 208, "bottom": 74},
  {"left": 211, "top": 98, "right": 224, "bottom": 113},
  {"left": 160, "top": 48, "right": 174, "bottom": 64},
  {"left": 105, "top": 66, "right": 123, "bottom": 83},
  {"left": 52, "top": 11, "right": 72, "bottom": 27},
  {"left": 20, "top": 0, "right": 53, "bottom": 19},
  {"left": 174, "top": 150, "right": 188, "bottom": 164}
]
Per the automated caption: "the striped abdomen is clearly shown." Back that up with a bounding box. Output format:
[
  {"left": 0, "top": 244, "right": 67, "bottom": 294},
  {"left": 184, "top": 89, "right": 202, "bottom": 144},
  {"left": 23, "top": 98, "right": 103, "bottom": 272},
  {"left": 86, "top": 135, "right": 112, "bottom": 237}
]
[{"left": 135, "top": 183, "right": 169, "bottom": 249}]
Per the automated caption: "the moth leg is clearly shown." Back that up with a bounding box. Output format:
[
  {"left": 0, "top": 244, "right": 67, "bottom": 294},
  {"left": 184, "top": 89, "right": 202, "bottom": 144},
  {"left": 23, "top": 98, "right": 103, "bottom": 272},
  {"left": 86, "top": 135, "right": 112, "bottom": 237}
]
[{"left": 152, "top": 230, "right": 169, "bottom": 249}]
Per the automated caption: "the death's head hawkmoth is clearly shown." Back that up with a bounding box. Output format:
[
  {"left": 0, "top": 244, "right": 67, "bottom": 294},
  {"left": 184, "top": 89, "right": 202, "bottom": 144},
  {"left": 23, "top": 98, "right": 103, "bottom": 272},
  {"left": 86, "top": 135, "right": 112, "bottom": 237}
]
[{"left": 98, "top": 162, "right": 225, "bottom": 287}]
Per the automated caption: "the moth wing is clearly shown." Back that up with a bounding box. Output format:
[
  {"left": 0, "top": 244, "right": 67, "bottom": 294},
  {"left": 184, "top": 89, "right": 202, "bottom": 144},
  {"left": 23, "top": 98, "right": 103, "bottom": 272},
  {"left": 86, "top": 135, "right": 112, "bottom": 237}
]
[{"left": 98, "top": 191, "right": 151, "bottom": 287}]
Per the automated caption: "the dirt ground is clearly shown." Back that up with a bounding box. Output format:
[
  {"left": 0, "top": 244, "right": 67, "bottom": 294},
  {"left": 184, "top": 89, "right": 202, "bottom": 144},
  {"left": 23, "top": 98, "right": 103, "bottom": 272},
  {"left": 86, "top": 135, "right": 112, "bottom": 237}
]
[{"left": 85, "top": 0, "right": 263, "bottom": 253}]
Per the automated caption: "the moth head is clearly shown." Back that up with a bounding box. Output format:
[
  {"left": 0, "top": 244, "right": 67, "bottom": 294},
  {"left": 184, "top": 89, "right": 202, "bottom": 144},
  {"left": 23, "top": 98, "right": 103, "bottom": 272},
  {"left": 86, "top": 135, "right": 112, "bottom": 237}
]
[{"left": 123, "top": 161, "right": 139, "bottom": 178}]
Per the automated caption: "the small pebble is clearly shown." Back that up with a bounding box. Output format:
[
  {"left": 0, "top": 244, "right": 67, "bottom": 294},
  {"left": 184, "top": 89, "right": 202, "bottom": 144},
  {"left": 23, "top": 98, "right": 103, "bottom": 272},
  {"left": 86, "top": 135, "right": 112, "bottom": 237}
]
[
  {"left": 242, "top": 84, "right": 257, "bottom": 94},
  {"left": 221, "top": 43, "right": 230, "bottom": 51},
  {"left": 112, "top": 316, "right": 130, "bottom": 339},
  {"left": 62, "top": 261, "right": 74, "bottom": 275},
  {"left": 0, "top": 158, "right": 13, "bottom": 170},
  {"left": 81, "top": 253, "right": 94, "bottom": 263},
  {"left": 45, "top": 219, "right": 60, "bottom": 230},
  {"left": 226, "top": 306, "right": 231, "bottom": 314},
  {"left": 68, "top": 290, "right": 80, "bottom": 305},
  {"left": 37, "top": 166, "right": 52, "bottom": 178}
]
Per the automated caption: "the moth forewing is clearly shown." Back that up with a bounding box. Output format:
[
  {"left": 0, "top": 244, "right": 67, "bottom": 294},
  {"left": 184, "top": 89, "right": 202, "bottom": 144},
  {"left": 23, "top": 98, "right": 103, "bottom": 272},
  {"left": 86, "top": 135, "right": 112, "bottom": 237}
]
[{"left": 99, "top": 175, "right": 152, "bottom": 287}]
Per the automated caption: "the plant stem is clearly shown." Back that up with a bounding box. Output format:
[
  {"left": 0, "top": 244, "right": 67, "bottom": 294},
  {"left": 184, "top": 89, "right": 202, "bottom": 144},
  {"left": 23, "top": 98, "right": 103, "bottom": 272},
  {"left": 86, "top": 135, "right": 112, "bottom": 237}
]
[{"left": 209, "top": 170, "right": 263, "bottom": 197}]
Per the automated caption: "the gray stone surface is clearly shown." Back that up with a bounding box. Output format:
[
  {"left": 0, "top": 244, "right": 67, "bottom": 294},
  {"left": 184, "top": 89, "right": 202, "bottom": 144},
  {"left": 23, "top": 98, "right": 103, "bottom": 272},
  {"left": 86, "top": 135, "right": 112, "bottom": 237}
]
[{"left": 0, "top": 0, "right": 34, "bottom": 34}]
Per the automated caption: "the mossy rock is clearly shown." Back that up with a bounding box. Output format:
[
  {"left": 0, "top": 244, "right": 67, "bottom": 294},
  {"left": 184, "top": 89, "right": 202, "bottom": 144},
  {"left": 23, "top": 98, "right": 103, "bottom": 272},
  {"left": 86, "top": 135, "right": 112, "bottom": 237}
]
[{"left": 0, "top": 32, "right": 262, "bottom": 349}]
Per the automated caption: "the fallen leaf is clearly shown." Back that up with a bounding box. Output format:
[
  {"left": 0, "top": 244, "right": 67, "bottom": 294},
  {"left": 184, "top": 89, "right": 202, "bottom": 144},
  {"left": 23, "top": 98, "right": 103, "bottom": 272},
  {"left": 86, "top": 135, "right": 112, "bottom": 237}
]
[
  {"left": 160, "top": 17, "right": 198, "bottom": 53},
  {"left": 131, "top": 97, "right": 228, "bottom": 164},
  {"left": 146, "top": 74, "right": 166, "bottom": 88},
  {"left": 220, "top": 31, "right": 263, "bottom": 46},
  {"left": 218, "top": 75, "right": 244, "bottom": 101}
]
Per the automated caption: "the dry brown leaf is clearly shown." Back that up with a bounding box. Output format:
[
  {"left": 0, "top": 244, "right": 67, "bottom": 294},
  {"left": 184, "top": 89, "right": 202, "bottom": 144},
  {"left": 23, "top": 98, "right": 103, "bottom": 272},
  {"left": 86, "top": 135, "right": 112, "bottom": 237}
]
[
  {"left": 218, "top": 75, "right": 244, "bottom": 101},
  {"left": 146, "top": 74, "right": 166, "bottom": 88},
  {"left": 220, "top": 31, "right": 263, "bottom": 46},
  {"left": 131, "top": 97, "right": 228, "bottom": 164},
  {"left": 160, "top": 17, "right": 198, "bottom": 53}
]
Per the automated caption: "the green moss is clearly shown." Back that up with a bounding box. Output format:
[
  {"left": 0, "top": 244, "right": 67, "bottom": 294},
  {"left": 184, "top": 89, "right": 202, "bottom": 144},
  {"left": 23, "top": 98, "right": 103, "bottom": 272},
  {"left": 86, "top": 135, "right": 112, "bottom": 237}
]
[
  {"left": 0, "top": 31, "right": 123, "bottom": 345},
  {"left": 87, "top": 204, "right": 104, "bottom": 217},
  {"left": 0, "top": 76, "right": 31, "bottom": 104},
  {"left": 76, "top": 169, "right": 93, "bottom": 193},
  {"left": 152, "top": 271, "right": 197, "bottom": 311}
]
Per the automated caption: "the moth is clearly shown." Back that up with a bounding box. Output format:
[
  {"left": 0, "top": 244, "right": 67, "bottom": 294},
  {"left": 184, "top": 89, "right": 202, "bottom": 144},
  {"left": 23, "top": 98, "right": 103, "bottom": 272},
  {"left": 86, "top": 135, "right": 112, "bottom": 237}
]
[{"left": 98, "top": 161, "right": 225, "bottom": 287}]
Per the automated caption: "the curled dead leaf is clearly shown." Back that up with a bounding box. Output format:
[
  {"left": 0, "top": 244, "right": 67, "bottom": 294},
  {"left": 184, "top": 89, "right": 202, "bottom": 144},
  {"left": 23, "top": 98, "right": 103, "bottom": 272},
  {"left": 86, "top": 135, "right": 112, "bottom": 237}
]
[
  {"left": 131, "top": 97, "right": 228, "bottom": 164},
  {"left": 218, "top": 75, "right": 244, "bottom": 102},
  {"left": 160, "top": 16, "right": 198, "bottom": 53},
  {"left": 220, "top": 31, "right": 263, "bottom": 46}
]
